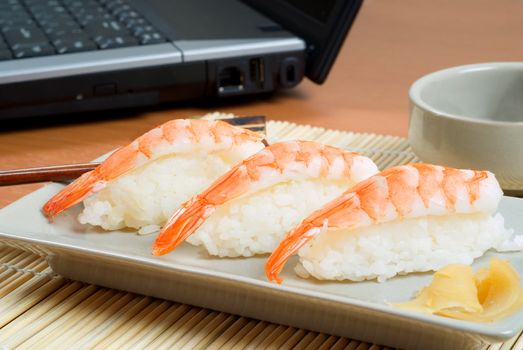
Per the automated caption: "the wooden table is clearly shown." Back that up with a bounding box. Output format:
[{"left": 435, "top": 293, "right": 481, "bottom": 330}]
[{"left": 1, "top": 0, "right": 522, "bottom": 207}]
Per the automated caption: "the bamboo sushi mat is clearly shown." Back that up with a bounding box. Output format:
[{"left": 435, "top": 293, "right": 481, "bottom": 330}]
[{"left": 1, "top": 120, "right": 522, "bottom": 350}]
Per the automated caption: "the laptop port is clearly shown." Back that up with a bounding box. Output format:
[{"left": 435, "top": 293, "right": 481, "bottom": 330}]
[
  {"left": 249, "top": 58, "right": 265, "bottom": 89},
  {"left": 279, "top": 57, "right": 301, "bottom": 88},
  {"left": 286, "top": 65, "right": 295, "bottom": 83},
  {"left": 218, "top": 66, "right": 244, "bottom": 94}
]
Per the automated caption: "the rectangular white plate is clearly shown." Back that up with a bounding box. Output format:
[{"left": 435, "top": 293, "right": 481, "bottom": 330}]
[{"left": 1, "top": 183, "right": 522, "bottom": 350}]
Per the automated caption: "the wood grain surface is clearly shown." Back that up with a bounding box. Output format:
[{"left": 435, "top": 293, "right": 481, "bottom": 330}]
[{"left": 1, "top": 0, "right": 522, "bottom": 208}]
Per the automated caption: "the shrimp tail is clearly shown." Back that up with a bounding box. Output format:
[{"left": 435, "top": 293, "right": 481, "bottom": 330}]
[
  {"left": 265, "top": 191, "right": 361, "bottom": 283},
  {"left": 152, "top": 165, "right": 250, "bottom": 256},
  {"left": 152, "top": 196, "right": 215, "bottom": 256},
  {"left": 265, "top": 220, "right": 325, "bottom": 283},
  {"left": 42, "top": 171, "right": 102, "bottom": 220}
]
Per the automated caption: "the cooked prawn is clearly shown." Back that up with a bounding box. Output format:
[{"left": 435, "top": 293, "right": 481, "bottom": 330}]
[
  {"left": 152, "top": 140, "right": 378, "bottom": 256},
  {"left": 265, "top": 163, "right": 503, "bottom": 283},
  {"left": 42, "top": 118, "right": 265, "bottom": 220}
]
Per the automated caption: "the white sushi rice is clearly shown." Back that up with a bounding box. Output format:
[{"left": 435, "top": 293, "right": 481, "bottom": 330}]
[
  {"left": 79, "top": 153, "right": 233, "bottom": 232},
  {"left": 186, "top": 179, "right": 349, "bottom": 257},
  {"left": 295, "top": 213, "right": 522, "bottom": 282},
  {"left": 77, "top": 111, "right": 266, "bottom": 232}
]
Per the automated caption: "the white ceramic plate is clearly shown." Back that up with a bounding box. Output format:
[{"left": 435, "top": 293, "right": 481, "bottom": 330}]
[{"left": 1, "top": 184, "right": 522, "bottom": 350}]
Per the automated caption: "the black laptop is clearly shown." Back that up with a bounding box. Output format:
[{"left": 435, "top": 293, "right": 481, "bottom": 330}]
[{"left": 0, "top": 0, "right": 363, "bottom": 120}]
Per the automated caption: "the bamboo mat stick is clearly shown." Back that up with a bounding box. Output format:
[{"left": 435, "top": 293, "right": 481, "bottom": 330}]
[
  {"left": 111, "top": 301, "right": 171, "bottom": 349},
  {"left": 0, "top": 260, "right": 48, "bottom": 293},
  {"left": 176, "top": 311, "right": 222, "bottom": 350},
  {"left": 317, "top": 335, "right": 340, "bottom": 350},
  {"left": 158, "top": 309, "right": 210, "bottom": 349},
  {"left": 329, "top": 337, "right": 351, "bottom": 350},
  {"left": 0, "top": 250, "right": 32, "bottom": 269},
  {"left": 17, "top": 288, "right": 113, "bottom": 349},
  {"left": 224, "top": 318, "right": 259, "bottom": 350},
  {"left": 280, "top": 327, "right": 308, "bottom": 349},
  {"left": 498, "top": 333, "right": 523, "bottom": 350},
  {"left": 369, "top": 345, "right": 385, "bottom": 350},
  {"left": 192, "top": 313, "right": 237, "bottom": 350},
  {"left": 91, "top": 300, "right": 170, "bottom": 349},
  {"left": 48, "top": 292, "right": 138, "bottom": 349},
  {"left": 147, "top": 307, "right": 200, "bottom": 349},
  {"left": 0, "top": 248, "right": 26, "bottom": 265},
  {"left": 510, "top": 334, "right": 523, "bottom": 350},
  {"left": 233, "top": 320, "right": 272, "bottom": 350},
  {"left": 268, "top": 325, "right": 301, "bottom": 349},
  {"left": 256, "top": 324, "right": 289, "bottom": 348},
  {"left": 205, "top": 316, "right": 250, "bottom": 350},
  {"left": 222, "top": 318, "right": 259, "bottom": 349},
  {"left": 0, "top": 282, "right": 84, "bottom": 347},
  {"left": 347, "top": 342, "right": 365, "bottom": 350},
  {"left": 244, "top": 322, "right": 279, "bottom": 349},
  {"left": 0, "top": 277, "right": 64, "bottom": 328},
  {"left": 125, "top": 303, "right": 192, "bottom": 350},
  {"left": 291, "top": 331, "right": 321, "bottom": 350},
  {"left": 301, "top": 333, "right": 330, "bottom": 350},
  {"left": 7, "top": 285, "right": 100, "bottom": 349},
  {"left": 0, "top": 270, "right": 52, "bottom": 299},
  {"left": 34, "top": 292, "right": 135, "bottom": 349},
  {"left": 88, "top": 297, "right": 155, "bottom": 350}
]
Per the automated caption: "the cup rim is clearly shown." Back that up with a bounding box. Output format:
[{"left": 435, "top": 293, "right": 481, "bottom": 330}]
[{"left": 409, "top": 62, "right": 523, "bottom": 126}]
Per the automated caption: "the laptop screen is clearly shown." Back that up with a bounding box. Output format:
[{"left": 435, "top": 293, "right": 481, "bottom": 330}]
[
  {"left": 280, "top": 0, "right": 337, "bottom": 24},
  {"left": 243, "top": 0, "right": 363, "bottom": 84}
]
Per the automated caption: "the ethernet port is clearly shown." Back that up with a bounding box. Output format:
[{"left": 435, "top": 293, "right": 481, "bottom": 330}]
[{"left": 218, "top": 66, "right": 244, "bottom": 94}]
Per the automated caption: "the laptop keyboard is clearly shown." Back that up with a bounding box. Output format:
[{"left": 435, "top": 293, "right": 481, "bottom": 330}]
[{"left": 0, "top": 0, "right": 167, "bottom": 60}]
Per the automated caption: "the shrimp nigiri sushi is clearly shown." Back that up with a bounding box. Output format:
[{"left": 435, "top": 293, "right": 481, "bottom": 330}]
[
  {"left": 266, "top": 164, "right": 523, "bottom": 283},
  {"left": 42, "top": 116, "right": 266, "bottom": 234},
  {"left": 152, "top": 140, "right": 378, "bottom": 257}
]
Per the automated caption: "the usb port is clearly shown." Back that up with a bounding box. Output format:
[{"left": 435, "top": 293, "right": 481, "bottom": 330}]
[{"left": 249, "top": 58, "right": 265, "bottom": 89}]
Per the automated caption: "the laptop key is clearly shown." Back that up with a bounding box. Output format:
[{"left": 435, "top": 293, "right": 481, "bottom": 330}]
[
  {"left": 65, "top": 1, "right": 101, "bottom": 11},
  {"left": 122, "top": 17, "right": 147, "bottom": 29},
  {"left": 0, "top": 18, "right": 34, "bottom": 33},
  {"left": 39, "top": 20, "right": 79, "bottom": 32},
  {"left": 132, "top": 24, "right": 156, "bottom": 36},
  {"left": 12, "top": 43, "right": 55, "bottom": 58},
  {"left": 77, "top": 13, "right": 113, "bottom": 27},
  {"left": 73, "top": 6, "right": 106, "bottom": 17},
  {"left": 33, "top": 13, "right": 72, "bottom": 24},
  {"left": 110, "top": 4, "right": 132, "bottom": 16},
  {"left": 103, "top": 0, "right": 126, "bottom": 11},
  {"left": 47, "top": 27, "right": 84, "bottom": 39},
  {"left": 117, "top": 10, "right": 140, "bottom": 23},
  {"left": 85, "top": 20, "right": 129, "bottom": 41},
  {"left": 30, "top": 6, "right": 68, "bottom": 18},
  {"left": 4, "top": 26, "right": 48, "bottom": 46},
  {"left": 54, "top": 39, "right": 97, "bottom": 54},
  {"left": 138, "top": 32, "right": 165, "bottom": 45},
  {"left": 51, "top": 32, "right": 91, "bottom": 44},
  {"left": 95, "top": 35, "right": 138, "bottom": 49}
]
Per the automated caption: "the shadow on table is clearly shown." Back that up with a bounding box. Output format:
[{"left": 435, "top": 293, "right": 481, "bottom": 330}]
[{"left": 0, "top": 88, "right": 308, "bottom": 133}]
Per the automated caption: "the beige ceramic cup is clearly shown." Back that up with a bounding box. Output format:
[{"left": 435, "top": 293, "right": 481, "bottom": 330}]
[{"left": 408, "top": 62, "right": 523, "bottom": 188}]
